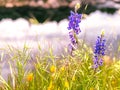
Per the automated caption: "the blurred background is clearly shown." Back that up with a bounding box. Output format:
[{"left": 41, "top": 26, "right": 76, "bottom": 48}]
[
  {"left": 0, "top": 0, "right": 120, "bottom": 55},
  {"left": 1, "top": 0, "right": 120, "bottom": 80},
  {"left": 0, "top": 0, "right": 120, "bottom": 22}
]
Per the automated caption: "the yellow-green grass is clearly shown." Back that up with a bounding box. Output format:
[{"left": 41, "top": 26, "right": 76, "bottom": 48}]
[{"left": 0, "top": 41, "right": 120, "bottom": 90}]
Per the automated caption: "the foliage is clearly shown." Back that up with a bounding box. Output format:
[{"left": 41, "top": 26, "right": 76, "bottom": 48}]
[{"left": 0, "top": 41, "right": 120, "bottom": 90}]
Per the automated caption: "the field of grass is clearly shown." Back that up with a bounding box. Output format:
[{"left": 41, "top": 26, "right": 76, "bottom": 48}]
[
  {"left": 0, "top": 40, "right": 120, "bottom": 90},
  {"left": 0, "top": 3, "right": 120, "bottom": 90}
]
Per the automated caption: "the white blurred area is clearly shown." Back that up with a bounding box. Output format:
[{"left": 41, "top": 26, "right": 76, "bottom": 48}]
[
  {"left": 0, "top": 10, "right": 120, "bottom": 52},
  {"left": 1, "top": 10, "right": 120, "bottom": 80}
]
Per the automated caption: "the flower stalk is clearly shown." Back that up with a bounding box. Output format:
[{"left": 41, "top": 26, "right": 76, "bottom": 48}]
[
  {"left": 93, "top": 30, "right": 106, "bottom": 70},
  {"left": 67, "top": 3, "right": 82, "bottom": 55}
]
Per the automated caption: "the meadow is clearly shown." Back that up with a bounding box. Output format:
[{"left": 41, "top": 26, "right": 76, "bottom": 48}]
[
  {"left": 0, "top": 40, "right": 120, "bottom": 90},
  {"left": 0, "top": 3, "right": 120, "bottom": 90}
]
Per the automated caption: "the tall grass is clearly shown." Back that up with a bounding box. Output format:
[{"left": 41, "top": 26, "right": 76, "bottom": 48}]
[
  {"left": 0, "top": 3, "right": 120, "bottom": 90},
  {"left": 0, "top": 40, "right": 120, "bottom": 90}
]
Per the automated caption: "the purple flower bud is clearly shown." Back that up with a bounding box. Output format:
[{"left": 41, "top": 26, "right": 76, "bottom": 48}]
[
  {"left": 69, "top": 31, "right": 76, "bottom": 45},
  {"left": 99, "top": 59, "right": 103, "bottom": 66}
]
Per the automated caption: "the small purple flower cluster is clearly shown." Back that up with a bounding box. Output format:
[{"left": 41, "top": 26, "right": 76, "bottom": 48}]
[
  {"left": 68, "top": 11, "right": 82, "bottom": 35},
  {"left": 67, "top": 11, "right": 82, "bottom": 55},
  {"left": 93, "top": 34, "right": 106, "bottom": 69}
]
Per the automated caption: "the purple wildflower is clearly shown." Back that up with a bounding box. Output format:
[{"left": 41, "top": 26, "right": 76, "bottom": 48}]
[
  {"left": 67, "top": 3, "right": 82, "bottom": 55},
  {"left": 93, "top": 33, "right": 106, "bottom": 69},
  {"left": 94, "top": 36, "right": 106, "bottom": 55},
  {"left": 67, "top": 11, "right": 82, "bottom": 34}
]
